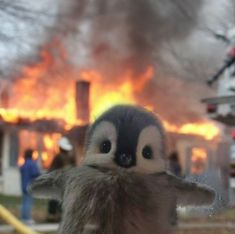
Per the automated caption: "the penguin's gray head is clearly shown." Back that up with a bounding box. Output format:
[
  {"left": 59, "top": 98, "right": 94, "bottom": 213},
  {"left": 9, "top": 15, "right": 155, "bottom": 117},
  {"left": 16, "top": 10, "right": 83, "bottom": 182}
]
[{"left": 83, "top": 105, "right": 167, "bottom": 173}]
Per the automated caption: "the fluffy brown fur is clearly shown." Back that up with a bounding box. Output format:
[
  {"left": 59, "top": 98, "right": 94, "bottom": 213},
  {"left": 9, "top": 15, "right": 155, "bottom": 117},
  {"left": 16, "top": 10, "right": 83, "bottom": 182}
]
[
  {"left": 63, "top": 166, "right": 175, "bottom": 234},
  {"left": 29, "top": 166, "right": 214, "bottom": 234}
]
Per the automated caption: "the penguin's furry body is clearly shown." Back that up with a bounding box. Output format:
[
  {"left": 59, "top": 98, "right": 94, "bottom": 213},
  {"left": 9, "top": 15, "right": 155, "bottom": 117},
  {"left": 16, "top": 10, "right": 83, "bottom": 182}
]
[
  {"left": 59, "top": 166, "right": 175, "bottom": 234},
  {"left": 29, "top": 105, "right": 215, "bottom": 234}
]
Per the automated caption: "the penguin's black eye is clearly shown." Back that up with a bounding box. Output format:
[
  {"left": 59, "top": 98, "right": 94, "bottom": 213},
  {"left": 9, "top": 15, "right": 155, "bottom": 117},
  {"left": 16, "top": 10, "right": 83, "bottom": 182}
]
[
  {"left": 99, "top": 140, "right": 112, "bottom": 154},
  {"left": 142, "top": 145, "right": 153, "bottom": 159}
]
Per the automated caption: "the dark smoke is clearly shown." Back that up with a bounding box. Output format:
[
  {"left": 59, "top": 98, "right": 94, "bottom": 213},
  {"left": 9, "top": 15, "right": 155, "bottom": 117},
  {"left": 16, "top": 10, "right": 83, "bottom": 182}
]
[
  {"left": 139, "top": 74, "right": 215, "bottom": 124},
  {"left": 60, "top": 0, "right": 203, "bottom": 74},
  {"left": 57, "top": 0, "right": 209, "bottom": 123},
  {"left": 2, "top": 0, "right": 212, "bottom": 124}
]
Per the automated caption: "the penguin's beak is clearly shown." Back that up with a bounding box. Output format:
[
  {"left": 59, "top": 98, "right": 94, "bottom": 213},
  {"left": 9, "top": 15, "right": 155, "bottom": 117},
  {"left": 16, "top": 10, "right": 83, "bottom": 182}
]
[{"left": 115, "top": 153, "right": 135, "bottom": 168}]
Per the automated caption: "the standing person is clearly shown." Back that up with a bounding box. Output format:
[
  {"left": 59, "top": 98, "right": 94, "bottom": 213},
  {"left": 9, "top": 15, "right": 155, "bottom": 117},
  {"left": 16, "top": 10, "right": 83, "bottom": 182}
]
[
  {"left": 46, "top": 137, "right": 75, "bottom": 222},
  {"left": 20, "top": 149, "right": 40, "bottom": 224},
  {"left": 168, "top": 151, "right": 182, "bottom": 226},
  {"left": 169, "top": 151, "right": 182, "bottom": 177}
]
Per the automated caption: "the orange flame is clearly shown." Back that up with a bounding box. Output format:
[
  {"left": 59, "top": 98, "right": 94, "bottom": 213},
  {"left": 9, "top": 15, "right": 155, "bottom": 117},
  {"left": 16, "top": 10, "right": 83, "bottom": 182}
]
[
  {"left": 0, "top": 42, "right": 220, "bottom": 144},
  {"left": 191, "top": 147, "right": 208, "bottom": 175},
  {"left": 17, "top": 131, "right": 61, "bottom": 168},
  {"left": 1, "top": 43, "right": 79, "bottom": 128},
  {"left": 191, "top": 148, "right": 208, "bottom": 161},
  {"left": 163, "top": 121, "right": 220, "bottom": 140}
]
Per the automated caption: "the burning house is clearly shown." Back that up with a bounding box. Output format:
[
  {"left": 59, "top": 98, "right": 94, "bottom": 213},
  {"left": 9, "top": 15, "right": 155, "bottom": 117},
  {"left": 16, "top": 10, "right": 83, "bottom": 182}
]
[
  {"left": 0, "top": 43, "right": 224, "bottom": 199},
  {"left": 0, "top": 71, "right": 90, "bottom": 195}
]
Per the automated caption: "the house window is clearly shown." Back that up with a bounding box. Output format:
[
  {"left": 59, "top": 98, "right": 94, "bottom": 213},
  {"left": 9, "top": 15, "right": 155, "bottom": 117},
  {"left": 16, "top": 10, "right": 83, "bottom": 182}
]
[
  {"left": 191, "top": 147, "right": 208, "bottom": 175},
  {"left": 9, "top": 131, "right": 19, "bottom": 167}
]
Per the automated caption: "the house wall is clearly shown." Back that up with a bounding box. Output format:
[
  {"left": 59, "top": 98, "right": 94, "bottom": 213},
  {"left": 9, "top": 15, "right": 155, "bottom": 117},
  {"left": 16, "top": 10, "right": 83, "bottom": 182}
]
[{"left": 3, "top": 168, "right": 21, "bottom": 195}]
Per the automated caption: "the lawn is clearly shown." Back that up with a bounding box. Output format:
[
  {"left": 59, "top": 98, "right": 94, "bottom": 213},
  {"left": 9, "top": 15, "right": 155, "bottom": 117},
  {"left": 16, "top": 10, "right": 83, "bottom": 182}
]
[
  {"left": 1, "top": 194, "right": 235, "bottom": 234},
  {"left": 0, "top": 194, "right": 48, "bottom": 224},
  {"left": 176, "top": 230, "right": 234, "bottom": 234}
]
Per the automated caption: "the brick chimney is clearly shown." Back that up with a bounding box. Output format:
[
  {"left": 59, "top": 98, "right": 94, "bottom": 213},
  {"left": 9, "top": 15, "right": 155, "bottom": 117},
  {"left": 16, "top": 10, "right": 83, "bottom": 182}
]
[{"left": 75, "top": 81, "right": 90, "bottom": 124}]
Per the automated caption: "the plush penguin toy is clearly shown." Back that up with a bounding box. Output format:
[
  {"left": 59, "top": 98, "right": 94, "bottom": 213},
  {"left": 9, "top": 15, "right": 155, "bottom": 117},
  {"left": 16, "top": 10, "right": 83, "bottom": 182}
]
[{"left": 29, "top": 105, "right": 215, "bottom": 234}]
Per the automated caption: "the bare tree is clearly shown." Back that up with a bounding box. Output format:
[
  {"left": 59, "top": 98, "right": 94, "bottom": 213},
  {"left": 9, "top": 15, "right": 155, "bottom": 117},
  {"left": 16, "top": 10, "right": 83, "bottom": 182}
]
[{"left": 0, "top": 0, "right": 60, "bottom": 77}]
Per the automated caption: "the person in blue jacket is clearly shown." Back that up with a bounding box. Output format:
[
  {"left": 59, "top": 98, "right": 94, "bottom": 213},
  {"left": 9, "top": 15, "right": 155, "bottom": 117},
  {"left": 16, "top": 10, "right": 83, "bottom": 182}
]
[{"left": 20, "top": 149, "right": 40, "bottom": 223}]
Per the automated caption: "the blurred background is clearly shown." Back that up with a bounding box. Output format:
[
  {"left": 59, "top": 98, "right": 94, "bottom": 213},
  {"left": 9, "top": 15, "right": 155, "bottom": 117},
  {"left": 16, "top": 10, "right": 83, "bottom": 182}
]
[{"left": 1, "top": 0, "right": 235, "bottom": 233}]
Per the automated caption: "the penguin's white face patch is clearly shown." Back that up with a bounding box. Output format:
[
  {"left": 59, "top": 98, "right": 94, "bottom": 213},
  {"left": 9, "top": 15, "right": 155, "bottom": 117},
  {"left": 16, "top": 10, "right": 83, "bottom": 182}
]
[
  {"left": 134, "top": 126, "right": 166, "bottom": 174},
  {"left": 83, "top": 121, "right": 117, "bottom": 167}
]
